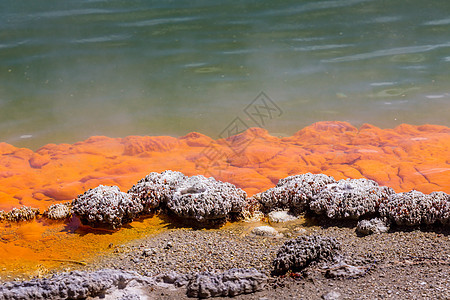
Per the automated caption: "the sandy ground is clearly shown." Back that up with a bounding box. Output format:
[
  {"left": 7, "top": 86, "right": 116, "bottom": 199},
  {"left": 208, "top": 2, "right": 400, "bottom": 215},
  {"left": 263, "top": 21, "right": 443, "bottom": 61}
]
[{"left": 80, "top": 215, "right": 450, "bottom": 300}]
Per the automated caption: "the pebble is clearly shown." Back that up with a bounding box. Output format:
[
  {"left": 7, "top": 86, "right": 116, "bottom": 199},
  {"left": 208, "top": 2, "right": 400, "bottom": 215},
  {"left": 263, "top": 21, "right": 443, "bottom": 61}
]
[
  {"left": 268, "top": 210, "right": 298, "bottom": 223},
  {"left": 251, "top": 226, "right": 280, "bottom": 237}
]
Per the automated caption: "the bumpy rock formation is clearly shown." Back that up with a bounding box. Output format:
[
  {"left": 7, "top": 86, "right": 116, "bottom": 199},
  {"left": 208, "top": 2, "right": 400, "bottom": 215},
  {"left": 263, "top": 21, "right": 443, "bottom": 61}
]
[
  {"left": 186, "top": 268, "right": 267, "bottom": 298},
  {"left": 0, "top": 206, "right": 39, "bottom": 222},
  {"left": 356, "top": 218, "right": 390, "bottom": 235},
  {"left": 0, "top": 269, "right": 150, "bottom": 300},
  {"left": 167, "top": 175, "right": 247, "bottom": 222},
  {"left": 43, "top": 202, "right": 72, "bottom": 220},
  {"left": 72, "top": 185, "right": 143, "bottom": 229},
  {"left": 272, "top": 235, "right": 341, "bottom": 275},
  {"left": 127, "top": 170, "right": 187, "bottom": 213},
  {"left": 255, "top": 173, "right": 336, "bottom": 213},
  {"left": 379, "top": 190, "right": 450, "bottom": 226},
  {"left": 309, "top": 178, "right": 395, "bottom": 219}
]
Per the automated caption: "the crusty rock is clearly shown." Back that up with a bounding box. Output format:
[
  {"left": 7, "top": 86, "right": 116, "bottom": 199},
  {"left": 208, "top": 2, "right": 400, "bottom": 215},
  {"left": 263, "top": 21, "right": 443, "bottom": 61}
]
[
  {"left": 167, "top": 175, "right": 247, "bottom": 222},
  {"left": 127, "top": 170, "right": 187, "bottom": 213},
  {"left": 186, "top": 268, "right": 267, "bottom": 298},
  {"left": 43, "top": 202, "right": 72, "bottom": 220},
  {"left": 310, "top": 178, "right": 395, "bottom": 219},
  {"left": 272, "top": 235, "right": 341, "bottom": 275},
  {"left": 255, "top": 173, "right": 336, "bottom": 213},
  {"left": 0, "top": 269, "right": 150, "bottom": 300},
  {"left": 356, "top": 218, "right": 390, "bottom": 235},
  {"left": 72, "top": 185, "right": 142, "bottom": 229},
  {"left": 0, "top": 206, "right": 39, "bottom": 222},
  {"left": 379, "top": 190, "right": 450, "bottom": 226}
]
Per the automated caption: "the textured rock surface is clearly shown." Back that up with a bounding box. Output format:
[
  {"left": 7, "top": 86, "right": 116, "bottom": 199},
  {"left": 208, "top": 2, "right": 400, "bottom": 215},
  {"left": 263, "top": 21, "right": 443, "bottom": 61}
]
[
  {"left": 0, "top": 206, "right": 39, "bottom": 222},
  {"left": 310, "top": 178, "right": 395, "bottom": 219},
  {"left": 0, "top": 269, "right": 149, "bottom": 300},
  {"left": 186, "top": 268, "right": 267, "bottom": 298},
  {"left": 379, "top": 190, "right": 450, "bottom": 226},
  {"left": 256, "top": 173, "right": 336, "bottom": 213},
  {"left": 43, "top": 203, "right": 72, "bottom": 220},
  {"left": 72, "top": 185, "right": 143, "bottom": 229},
  {"left": 356, "top": 218, "right": 390, "bottom": 235},
  {"left": 167, "top": 175, "right": 247, "bottom": 222},
  {"left": 272, "top": 235, "right": 341, "bottom": 275},
  {"left": 127, "top": 170, "right": 187, "bottom": 213}
]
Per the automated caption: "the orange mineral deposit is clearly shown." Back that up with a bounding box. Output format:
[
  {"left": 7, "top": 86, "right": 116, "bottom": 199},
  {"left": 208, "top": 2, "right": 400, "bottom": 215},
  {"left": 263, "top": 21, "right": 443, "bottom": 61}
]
[{"left": 0, "top": 121, "right": 449, "bottom": 279}]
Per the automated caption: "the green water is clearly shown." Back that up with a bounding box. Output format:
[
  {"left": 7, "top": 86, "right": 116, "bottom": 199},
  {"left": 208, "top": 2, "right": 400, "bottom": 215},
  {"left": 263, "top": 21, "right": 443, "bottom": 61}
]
[{"left": 1, "top": 0, "right": 449, "bottom": 149}]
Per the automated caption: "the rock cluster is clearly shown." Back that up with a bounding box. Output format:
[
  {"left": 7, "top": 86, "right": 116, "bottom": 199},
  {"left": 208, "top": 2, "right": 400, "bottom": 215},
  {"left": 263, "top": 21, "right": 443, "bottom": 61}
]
[
  {"left": 43, "top": 202, "right": 72, "bottom": 220},
  {"left": 379, "top": 190, "right": 450, "bottom": 226},
  {"left": 72, "top": 185, "right": 142, "bottom": 229},
  {"left": 0, "top": 206, "right": 39, "bottom": 222},
  {"left": 255, "top": 174, "right": 449, "bottom": 229},
  {"left": 186, "top": 268, "right": 267, "bottom": 298},
  {"left": 72, "top": 171, "right": 247, "bottom": 228},
  {"left": 255, "top": 173, "right": 336, "bottom": 213},
  {"left": 168, "top": 175, "right": 247, "bottom": 222},
  {"left": 309, "top": 178, "right": 395, "bottom": 219},
  {"left": 0, "top": 269, "right": 149, "bottom": 300},
  {"left": 0, "top": 268, "right": 266, "bottom": 299},
  {"left": 272, "top": 235, "right": 341, "bottom": 275}
]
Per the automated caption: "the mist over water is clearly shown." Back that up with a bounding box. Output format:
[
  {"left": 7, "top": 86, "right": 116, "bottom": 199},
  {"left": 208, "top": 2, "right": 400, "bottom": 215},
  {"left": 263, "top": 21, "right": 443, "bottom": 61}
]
[{"left": 1, "top": 0, "right": 449, "bottom": 149}]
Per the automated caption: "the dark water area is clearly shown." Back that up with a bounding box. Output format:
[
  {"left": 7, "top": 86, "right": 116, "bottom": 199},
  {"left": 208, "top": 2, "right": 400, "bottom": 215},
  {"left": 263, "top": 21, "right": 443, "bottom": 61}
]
[{"left": 1, "top": 0, "right": 449, "bottom": 149}]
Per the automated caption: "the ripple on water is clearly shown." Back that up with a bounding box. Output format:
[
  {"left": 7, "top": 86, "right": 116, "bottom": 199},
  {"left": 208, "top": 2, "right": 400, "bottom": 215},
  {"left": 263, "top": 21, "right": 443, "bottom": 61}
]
[{"left": 390, "top": 53, "right": 426, "bottom": 63}]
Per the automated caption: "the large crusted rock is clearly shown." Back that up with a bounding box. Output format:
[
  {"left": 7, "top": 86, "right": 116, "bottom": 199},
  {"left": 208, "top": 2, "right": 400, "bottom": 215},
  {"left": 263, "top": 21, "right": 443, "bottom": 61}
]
[
  {"left": 127, "top": 170, "right": 187, "bottom": 213},
  {"left": 309, "top": 178, "right": 395, "bottom": 219},
  {"left": 186, "top": 268, "right": 267, "bottom": 298},
  {"left": 255, "top": 173, "right": 336, "bottom": 213},
  {"left": 72, "top": 185, "right": 142, "bottom": 229},
  {"left": 379, "top": 190, "right": 450, "bottom": 226},
  {"left": 167, "top": 175, "right": 247, "bottom": 222},
  {"left": 0, "top": 269, "right": 149, "bottom": 300},
  {"left": 272, "top": 235, "right": 341, "bottom": 275}
]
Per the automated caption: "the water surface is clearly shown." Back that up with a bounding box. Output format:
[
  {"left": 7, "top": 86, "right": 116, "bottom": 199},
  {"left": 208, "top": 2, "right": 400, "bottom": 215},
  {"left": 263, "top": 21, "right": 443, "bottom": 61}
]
[{"left": 1, "top": 0, "right": 449, "bottom": 148}]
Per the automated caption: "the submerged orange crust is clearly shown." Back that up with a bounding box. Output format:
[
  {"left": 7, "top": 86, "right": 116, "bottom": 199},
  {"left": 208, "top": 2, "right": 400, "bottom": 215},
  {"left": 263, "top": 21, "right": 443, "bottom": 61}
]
[{"left": 0, "top": 121, "right": 448, "bottom": 212}]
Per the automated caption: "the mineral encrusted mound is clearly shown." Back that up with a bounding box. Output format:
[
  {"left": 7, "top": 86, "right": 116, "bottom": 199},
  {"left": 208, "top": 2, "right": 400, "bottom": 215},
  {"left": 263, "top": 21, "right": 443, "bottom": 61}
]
[
  {"left": 356, "top": 218, "right": 390, "bottom": 235},
  {"left": 72, "top": 185, "right": 143, "bottom": 229},
  {"left": 167, "top": 175, "right": 247, "bottom": 222},
  {"left": 43, "top": 202, "right": 72, "bottom": 220},
  {"left": 0, "top": 269, "right": 149, "bottom": 300},
  {"left": 272, "top": 235, "right": 341, "bottom": 275},
  {"left": 186, "top": 268, "right": 267, "bottom": 298},
  {"left": 379, "top": 190, "right": 450, "bottom": 226},
  {"left": 255, "top": 173, "right": 336, "bottom": 213},
  {"left": 0, "top": 206, "right": 39, "bottom": 222},
  {"left": 127, "top": 170, "right": 187, "bottom": 213},
  {"left": 309, "top": 178, "right": 395, "bottom": 219}
]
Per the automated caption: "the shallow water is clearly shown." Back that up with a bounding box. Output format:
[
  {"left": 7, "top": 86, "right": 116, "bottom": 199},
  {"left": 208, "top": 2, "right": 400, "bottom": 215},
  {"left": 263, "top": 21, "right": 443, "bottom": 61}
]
[{"left": 1, "top": 0, "right": 449, "bottom": 149}]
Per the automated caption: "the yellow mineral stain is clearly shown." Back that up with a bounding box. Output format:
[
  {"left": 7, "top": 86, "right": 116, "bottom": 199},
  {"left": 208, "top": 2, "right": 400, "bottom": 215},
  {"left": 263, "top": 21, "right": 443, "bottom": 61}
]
[{"left": 0, "top": 215, "right": 168, "bottom": 281}]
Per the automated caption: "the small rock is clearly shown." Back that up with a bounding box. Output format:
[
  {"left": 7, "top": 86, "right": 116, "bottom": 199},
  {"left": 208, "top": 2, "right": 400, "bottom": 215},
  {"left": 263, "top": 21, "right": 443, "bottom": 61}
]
[
  {"left": 142, "top": 248, "right": 157, "bottom": 257},
  {"left": 268, "top": 210, "right": 298, "bottom": 223},
  {"left": 356, "top": 218, "right": 390, "bottom": 235},
  {"left": 322, "top": 290, "right": 341, "bottom": 300},
  {"left": 251, "top": 226, "right": 279, "bottom": 237}
]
